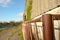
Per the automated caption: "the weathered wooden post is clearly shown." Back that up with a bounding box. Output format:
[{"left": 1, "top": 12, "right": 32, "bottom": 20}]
[
  {"left": 42, "top": 14, "right": 55, "bottom": 40},
  {"left": 22, "top": 22, "right": 33, "bottom": 40},
  {"left": 22, "top": 22, "right": 30, "bottom": 40}
]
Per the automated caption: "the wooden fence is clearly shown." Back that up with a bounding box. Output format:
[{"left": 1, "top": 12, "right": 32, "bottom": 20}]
[{"left": 22, "top": 14, "right": 60, "bottom": 40}]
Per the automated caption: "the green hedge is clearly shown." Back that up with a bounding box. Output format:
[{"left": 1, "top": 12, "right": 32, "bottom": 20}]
[{"left": 26, "top": 0, "right": 32, "bottom": 20}]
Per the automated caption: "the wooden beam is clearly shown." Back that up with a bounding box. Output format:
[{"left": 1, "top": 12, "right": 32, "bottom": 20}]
[
  {"left": 52, "top": 14, "right": 60, "bottom": 20},
  {"left": 30, "top": 14, "right": 60, "bottom": 23},
  {"left": 30, "top": 17, "right": 42, "bottom": 23},
  {"left": 42, "top": 14, "right": 55, "bottom": 40}
]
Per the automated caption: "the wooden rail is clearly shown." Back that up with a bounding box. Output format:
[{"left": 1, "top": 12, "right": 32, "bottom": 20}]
[{"left": 22, "top": 14, "right": 60, "bottom": 40}]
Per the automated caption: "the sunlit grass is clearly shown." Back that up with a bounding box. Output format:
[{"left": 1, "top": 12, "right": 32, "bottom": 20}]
[
  {"left": 17, "top": 25, "right": 24, "bottom": 40},
  {"left": 8, "top": 25, "right": 24, "bottom": 40},
  {"left": 18, "top": 29, "right": 24, "bottom": 40},
  {"left": 0, "top": 23, "right": 24, "bottom": 40},
  {"left": 0, "top": 30, "right": 2, "bottom": 32}
]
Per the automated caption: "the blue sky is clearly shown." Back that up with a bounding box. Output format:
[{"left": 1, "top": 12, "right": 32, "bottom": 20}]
[{"left": 0, "top": 0, "right": 25, "bottom": 22}]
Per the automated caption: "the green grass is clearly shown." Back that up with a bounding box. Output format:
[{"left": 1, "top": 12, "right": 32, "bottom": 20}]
[
  {"left": 18, "top": 25, "right": 24, "bottom": 40},
  {"left": 0, "top": 30, "right": 2, "bottom": 32},
  {"left": 0, "top": 28, "right": 6, "bottom": 32},
  {"left": 0, "top": 24, "right": 24, "bottom": 40},
  {"left": 18, "top": 29, "right": 24, "bottom": 40},
  {"left": 7, "top": 25, "right": 24, "bottom": 40}
]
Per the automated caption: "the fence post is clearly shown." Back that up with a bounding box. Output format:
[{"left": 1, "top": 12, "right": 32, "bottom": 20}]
[
  {"left": 22, "top": 22, "right": 30, "bottom": 40},
  {"left": 22, "top": 22, "right": 33, "bottom": 40},
  {"left": 42, "top": 14, "right": 55, "bottom": 40}
]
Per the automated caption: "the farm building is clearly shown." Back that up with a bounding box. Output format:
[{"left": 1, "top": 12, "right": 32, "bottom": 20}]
[{"left": 22, "top": 0, "right": 60, "bottom": 40}]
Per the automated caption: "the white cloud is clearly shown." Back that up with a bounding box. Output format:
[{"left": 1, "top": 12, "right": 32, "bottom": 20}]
[
  {"left": 17, "top": 12, "right": 24, "bottom": 21},
  {"left": 17, "top": 12, "right": 23, "bottom": 17},
  {"left": 0, "top": 0, "right": 12, "bottom": 7}
]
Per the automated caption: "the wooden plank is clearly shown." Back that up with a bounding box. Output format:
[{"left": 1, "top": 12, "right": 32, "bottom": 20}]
[{"left": 52, "top": 14, "right": 60, "bottom": 20}]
